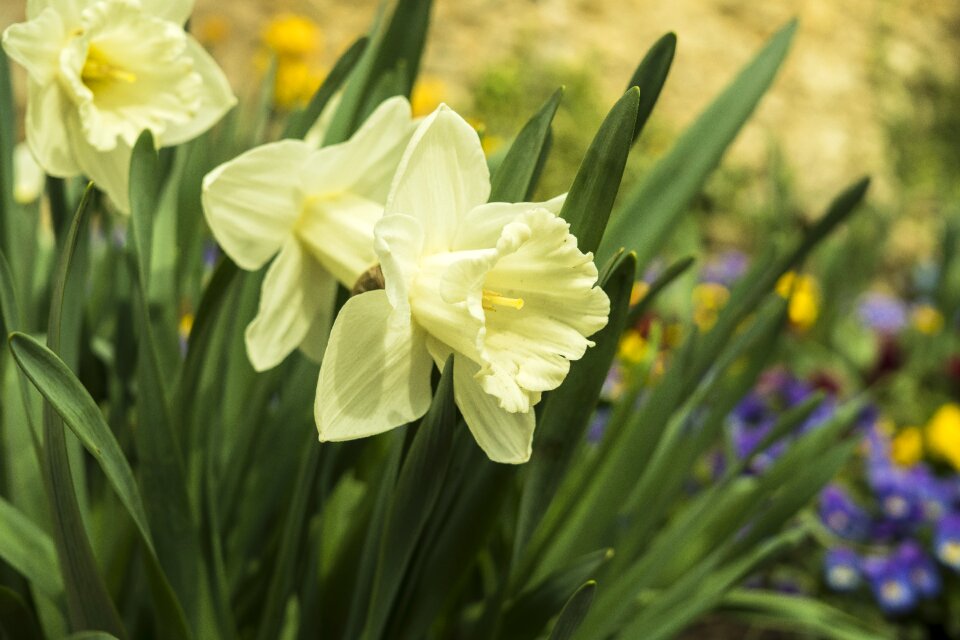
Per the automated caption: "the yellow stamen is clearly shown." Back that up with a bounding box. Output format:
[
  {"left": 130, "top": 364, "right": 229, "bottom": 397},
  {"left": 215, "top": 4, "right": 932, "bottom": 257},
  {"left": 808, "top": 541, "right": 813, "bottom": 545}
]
[
  {"left": 482, "top": 290, "right": 524, "bottom": 312},
  {"left": 82, "top": 46, "right": 137, "bottom": 85}
]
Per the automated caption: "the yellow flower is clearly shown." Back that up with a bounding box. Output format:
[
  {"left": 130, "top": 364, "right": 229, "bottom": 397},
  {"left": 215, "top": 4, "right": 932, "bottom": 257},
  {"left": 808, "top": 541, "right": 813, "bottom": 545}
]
[
  {"left": 273, "top": 59, "right": 323, "bottom": 110},
  {"left": 630, "top": 281, "right": 650, "bottom": 306},
  {"left": 618, "top": 330, "right": 649, "bottom": 365},
  {"left": 411, "top": 77, "right": 445, "bottom": 117},
  {"left": 194, "top": 14, "right": 230, "bottom": 47},
  {"left": 178, "top": 312, "right": 195, "bottom": 342},
  {"left": 926, "top": 404, "right": 960, "bottom": 470},
  {"left": 890, "top": 426, "right": 923, "bottom": 467},
  {"left": 776, "top": 272, "right": 820, "bottom": 332},
  {"left": 263, "top": 14, "right": 322, "bottom": 58},
  {"left": 912, "top": 304, "right": 944, "bottom": 335},
  {"left": 692, "top": 282, "right": 730, "bottom": 331}
]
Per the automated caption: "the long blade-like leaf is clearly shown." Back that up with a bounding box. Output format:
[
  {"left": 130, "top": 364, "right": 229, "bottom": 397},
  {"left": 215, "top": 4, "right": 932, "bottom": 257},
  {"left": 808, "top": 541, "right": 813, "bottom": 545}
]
[
  {"left": 560, "top": 88, "right": 639, "bottom": 254},
  {"left": 489, "top": 88, "right": 563, "bottom": 202},
  {"left": 599, "top": 20, "right": 798, "bottom": 267}
]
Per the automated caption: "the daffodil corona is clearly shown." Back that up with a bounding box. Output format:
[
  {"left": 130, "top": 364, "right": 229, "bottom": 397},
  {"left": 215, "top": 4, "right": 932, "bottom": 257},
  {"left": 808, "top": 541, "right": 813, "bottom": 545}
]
[
  {"left": 2, "top": 0, "right": 236, "bottom": 212},
  {"left": 202, "top": 97, "right": 418, "bottom": 372},
  {"left": 316, "top": 105, "right": 610, "bottom": 464}
]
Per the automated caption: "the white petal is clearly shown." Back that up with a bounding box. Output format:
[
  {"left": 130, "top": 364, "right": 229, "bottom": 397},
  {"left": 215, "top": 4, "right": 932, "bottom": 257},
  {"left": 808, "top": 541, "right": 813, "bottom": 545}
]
[
  {"left": 157, "top": 36, "right": 236, "bottom": 147},
  {"left": 2, "top": 8, "right": 66, "bottom": 84},
  {"left": 454, "top": 355, "right": 534, "bottom": 464},
  {"left": 27, "top": 0, "right": 84, "bottom": 23},
  {"left": 385, "top": 105, "right": 490, "bottom": 254},
  {"left": 25, "top": 81, "right": 80, "bottom": 177},
  {"left": 315, "top": 290, "right": 433, "bottom": 441},
  {"left": 479, "top": 209, "right": 611, "bottom": 405},
  {"left": 245, "top": 240, "right": 333, "bottom": 372},
  {"left": 303, "top": 90, "right": 342, "bottom": 148},
  {"left": 295, "top": 193, "right": 381, "bottom": 287},
  {"left": 453, "top": 194, "right": 566, "bottom": 251},
  {"left": 139, "top": 0, "right": 193, "bottom": 24},
  {"left": 68, "top": 117, "right": 132, "bottom": 212},
  {"left": 202, "top": 140, "right": 311, "bottom": 270},
  {"left": 14, "top": 142, "right": 46, "bottom": 204},
  {"left": 374, "top": 214, "right": 424, "bottom": 316},
  {"left": 321, "top": 96, "right": 417, "bottom": 203}
]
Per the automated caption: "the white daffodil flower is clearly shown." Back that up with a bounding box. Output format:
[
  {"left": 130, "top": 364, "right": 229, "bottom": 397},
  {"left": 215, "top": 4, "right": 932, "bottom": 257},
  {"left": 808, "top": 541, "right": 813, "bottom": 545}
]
[
  {"left": 316, "top": 105, "right": 611, "bottom": 464},
  {"left": 202, "top": 96, "right": 418, "bottom": 372},
  {"left": 2, "top": 0, "right": 236, "bottom": 212}
]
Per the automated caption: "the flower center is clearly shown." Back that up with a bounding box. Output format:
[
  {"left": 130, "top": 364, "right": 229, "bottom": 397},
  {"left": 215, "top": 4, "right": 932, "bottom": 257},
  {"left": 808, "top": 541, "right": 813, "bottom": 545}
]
[
  {"left": 482, "top": 290, "right": 524, "bottom": 312},
  {"left": 81, "top": 44, "right": 137, "bottom": 86}
]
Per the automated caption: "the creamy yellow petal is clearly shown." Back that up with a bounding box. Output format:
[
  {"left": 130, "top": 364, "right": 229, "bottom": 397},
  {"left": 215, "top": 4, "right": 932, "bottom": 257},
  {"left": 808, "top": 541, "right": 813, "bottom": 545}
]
[
  {"left": 139, "top": 0, "right": 194, "bottom": 24},
  {"left": 158, "top": 36, "right": 236, "bottom": 147},
  {"left": 26, "top": 81, "right": 80, "bottom": 177},
  {"left": 316, "top": 291, "right": 433, "bottom": 441},
  {"left": 202, "top": 140, "right": 311, "bottom": 270},
  {"left": 454, "top": 355, "right": 534, "bottom": 464},
  {"left": 245, "top": 239, "right": 333, "bottom": 372},
  {"left": 385, "top": 105, "right": 489, "bottom": 254},
  {"left": 2, "top": 7, "right": 66, "bottom": 84}
]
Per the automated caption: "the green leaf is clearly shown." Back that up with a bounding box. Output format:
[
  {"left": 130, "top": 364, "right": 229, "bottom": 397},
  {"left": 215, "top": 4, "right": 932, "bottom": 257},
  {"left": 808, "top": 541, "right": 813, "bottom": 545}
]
[
  {"left": 512, "top": 253, "right": 635, "bottom": 562},
  {"left": 283, "top": 37, "right": 369, "bottom": 140},
  {"left": 599, "top": 20, "right": 798, "bottom": 267},
  {"left": 0, "top": 48, "right": 38, "bottom": 316},
  {"left": 362, "top": 356, "right": 457, "bottom": 640},
  {"left": 722, "top": 589, "right": 896, "bottom": 640},
  {"left": 548, "top": 582, "right": 597, "bottom": 640},
  {"left": 0, "top": 497, "right": 62, "bottom": 599},
  {"left": 560, "top": 87, "right": 639, "bottom": 254},
  {"left": 38, "top": 185, "right": 125, "bottom": 637},
  {"left": 489, "top": 88, "right": 563, "bottom": 202},
  {"left": 128, "top": 132, "right": 208, "bottom": 636},
  {"left": 625, "top": 32, "right": 676, "bottom": 145},
  {"left": 0, "top": 249, "right": 41, "bottom": 451},
  {"left": 0, "top": 587, "right": 43, "bottom": 640},
  {"left": 254, "top": 436, "right": 321, "bottom": 640},
  {"left": 64, "top": 633, "right": 120, "bottom": 640},
  {"left": 502, "top": 550, "right": 611, "bottom": 640},
  {"left": 8, "top": 333, "right": 154, "bottom": 553},
  {"left": 325, "top": 0, "right": 432, "bottom": 143}
]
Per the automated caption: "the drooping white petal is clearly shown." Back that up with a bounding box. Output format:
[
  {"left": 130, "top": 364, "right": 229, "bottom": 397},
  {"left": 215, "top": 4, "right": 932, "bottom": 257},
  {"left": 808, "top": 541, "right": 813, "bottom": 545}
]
[
  {"left": 1, "top": 7, "right": 66, "bottom": 83},
  {"left": 295, "top": 192, "right": 381, "bottom": 287},
  {"left": 373, "top": 213, "right": 424, "bottom": 315},
  {"left": 139, "top": 0, "right": 194, "bottom": 25},
  {"left": 25, "top": 81, "right": 80, "bottom": 176},
  {"left": 385, "top": 105, "right": 490, "bottom": 254},
  {"left": 453, "top": 355, "right": 534, "bottom": 464},
  {"left": 245, "top": 239, "right": 333, "bottom": 372},
  {"left": 316, "top": 291, "right": 433, "bottom": 441},
  {"left": 453, "top": 194, "right": 566, "bottom": 251},
  {"left": 158, "top": 36, "right": 236, "bottom": 147},
  {"left": 202, "top": 140, "right": 312, "bottom": 270},
  {"left": 323, "top": 96, "right": 417, "bottom": 203},
  {"left": 67, "top": 117, "right": 132, "bottom": 211}
]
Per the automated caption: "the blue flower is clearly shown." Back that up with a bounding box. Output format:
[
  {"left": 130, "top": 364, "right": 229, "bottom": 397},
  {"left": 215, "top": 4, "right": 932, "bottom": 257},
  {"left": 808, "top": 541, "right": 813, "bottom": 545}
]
[
  {"left": 935, "top": 514, "right": 960, "bottom": 571},
  {"left": 587, "top": 406, "right": 611, "bottom": 444},
  {"left": 896, "top": 540, "right": 941, "bottom": 598},
  {"left": 701, "top": 250, "right": 748, "bottom": 288},
  {"left": 819, "top": 484, "right": 871, "bottom": 541},
  {"left": 824, "top": 547, "right": 861, "bottom": 592},
  {"left": 861, "top": 554, "right": 918, "bottom": 615},
  {"left": 857, "top": 292, "right": 908, "bottom": 334}
]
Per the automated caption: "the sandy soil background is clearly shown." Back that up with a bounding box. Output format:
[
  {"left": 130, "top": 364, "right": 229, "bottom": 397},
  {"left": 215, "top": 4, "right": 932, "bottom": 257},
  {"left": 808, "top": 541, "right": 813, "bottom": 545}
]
[{"left": 2, "top": 1, "right": 958, "bottom": 220}]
